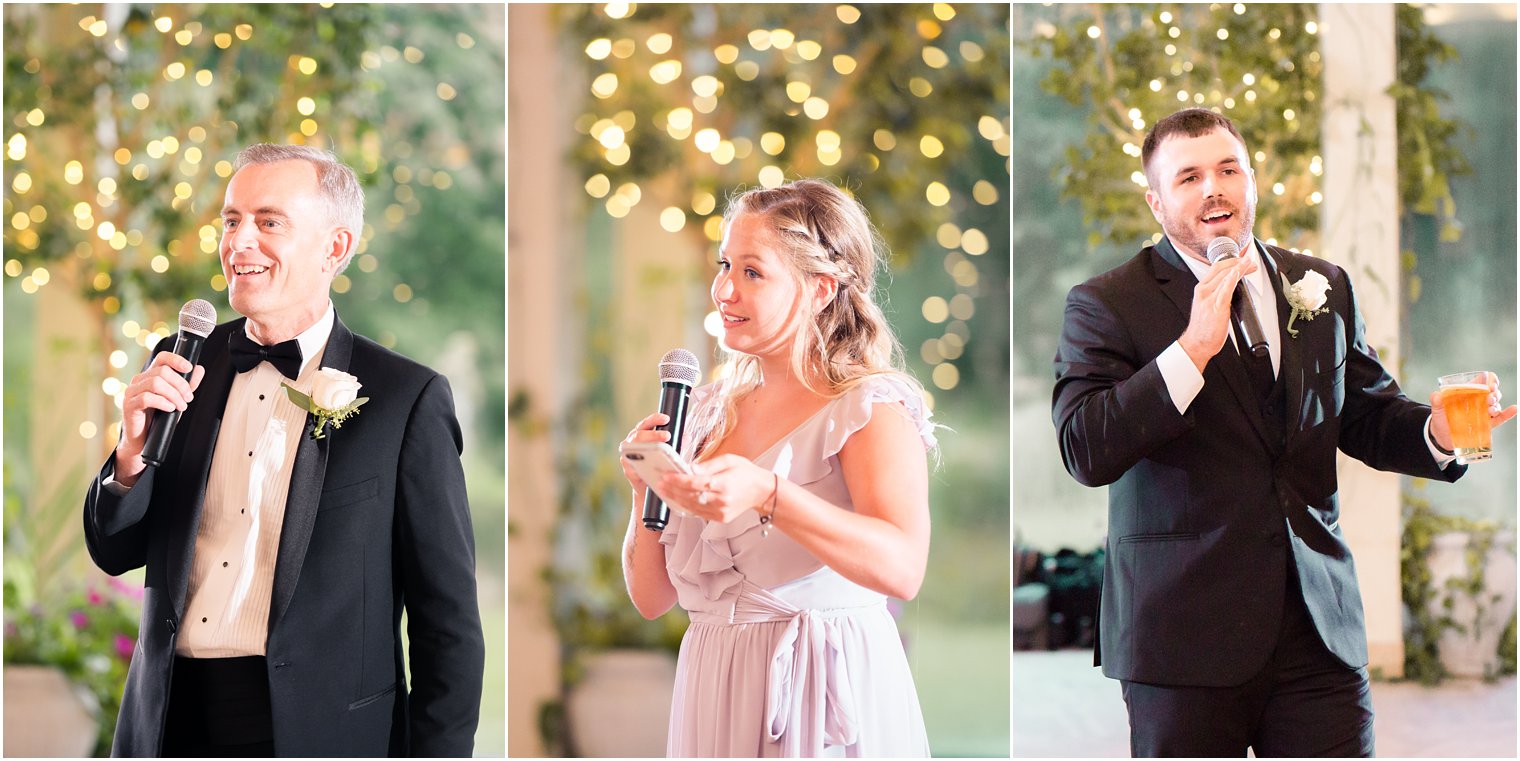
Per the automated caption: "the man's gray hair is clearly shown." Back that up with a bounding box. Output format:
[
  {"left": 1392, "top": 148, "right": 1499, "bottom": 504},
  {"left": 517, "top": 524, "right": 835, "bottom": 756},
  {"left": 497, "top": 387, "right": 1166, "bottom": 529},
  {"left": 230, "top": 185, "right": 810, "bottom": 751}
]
[{"left": 234, "top": 144, "right": 365, "bottom": 272}]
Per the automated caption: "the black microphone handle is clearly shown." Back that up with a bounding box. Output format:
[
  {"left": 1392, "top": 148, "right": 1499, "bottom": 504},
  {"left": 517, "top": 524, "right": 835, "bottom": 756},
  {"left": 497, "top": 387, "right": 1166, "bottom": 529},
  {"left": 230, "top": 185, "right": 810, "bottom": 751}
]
[
  {"left": 1232, "top": 281, "right": 1270, "bottom": 358},
  {"left": 641, "top": 380, "right": 692, "bottom": 531},
  {"left": 140, "top": 331, "right": 207, "bottom": 467}
]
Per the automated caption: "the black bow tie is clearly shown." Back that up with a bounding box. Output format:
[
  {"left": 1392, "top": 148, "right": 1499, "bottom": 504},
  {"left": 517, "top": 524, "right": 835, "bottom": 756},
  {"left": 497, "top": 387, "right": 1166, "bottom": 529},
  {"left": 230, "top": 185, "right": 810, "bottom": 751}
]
[{"left": 229, "top": 331, "right": 303, "bottom": 379}]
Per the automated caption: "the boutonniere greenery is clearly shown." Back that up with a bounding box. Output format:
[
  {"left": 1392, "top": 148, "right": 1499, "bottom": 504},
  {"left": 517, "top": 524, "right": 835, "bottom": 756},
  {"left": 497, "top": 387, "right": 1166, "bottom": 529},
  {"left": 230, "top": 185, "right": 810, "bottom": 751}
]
[
  {"left": 283, "top": 368, "right": 369, "bottom": 440},
  {"left": 1281, "top": 270, "right": 1332, "bottom": 338}
]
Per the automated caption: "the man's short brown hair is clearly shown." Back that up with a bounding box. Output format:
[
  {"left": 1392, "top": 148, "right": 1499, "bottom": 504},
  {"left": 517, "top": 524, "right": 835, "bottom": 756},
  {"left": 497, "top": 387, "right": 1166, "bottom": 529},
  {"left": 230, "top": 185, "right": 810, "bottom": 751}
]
[{"left": 1141, "top": 108, "right": 1248, "bottom": 187}]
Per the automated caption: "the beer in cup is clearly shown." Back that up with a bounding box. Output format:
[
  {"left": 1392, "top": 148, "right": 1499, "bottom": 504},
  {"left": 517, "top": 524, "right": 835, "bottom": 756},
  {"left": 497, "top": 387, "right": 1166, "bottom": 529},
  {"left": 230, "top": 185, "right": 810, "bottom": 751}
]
[{"left": 1436, "top": 371, "right": 1493, "bottom": 463}]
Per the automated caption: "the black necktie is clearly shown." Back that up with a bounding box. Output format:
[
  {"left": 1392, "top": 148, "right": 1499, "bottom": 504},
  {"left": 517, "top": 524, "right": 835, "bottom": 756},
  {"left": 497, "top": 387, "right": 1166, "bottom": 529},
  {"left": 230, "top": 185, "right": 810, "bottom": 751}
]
[
  {"left": 1231, "top": 287, "right": 1275, "bottom": 400},
  {"left": 229, "top": 331, "right": 302, "bottom": 379}
]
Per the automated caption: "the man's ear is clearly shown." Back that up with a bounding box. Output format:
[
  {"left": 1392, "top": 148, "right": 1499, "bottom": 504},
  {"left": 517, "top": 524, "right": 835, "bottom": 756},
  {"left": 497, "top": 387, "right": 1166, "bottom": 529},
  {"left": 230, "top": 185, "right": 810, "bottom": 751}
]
[
  {"left": 326, "top": 227, "right": 355, "bottom": 274},
  {"left": 1144, "top": 189, "right": 1165, "bottom": 226}
]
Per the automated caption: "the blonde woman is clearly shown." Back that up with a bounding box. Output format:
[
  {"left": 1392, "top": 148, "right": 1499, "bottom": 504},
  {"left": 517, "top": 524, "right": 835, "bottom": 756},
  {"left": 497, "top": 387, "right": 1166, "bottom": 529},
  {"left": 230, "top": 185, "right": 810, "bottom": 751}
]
[{"left": 620, "top": 179, "right": 936, "bottom": 757}]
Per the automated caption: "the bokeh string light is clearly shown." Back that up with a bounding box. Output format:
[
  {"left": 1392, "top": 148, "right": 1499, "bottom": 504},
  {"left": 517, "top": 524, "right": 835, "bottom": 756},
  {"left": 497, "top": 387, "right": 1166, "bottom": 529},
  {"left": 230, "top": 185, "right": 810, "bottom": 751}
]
[
  {"left": 4, "top": 4, "right": 495, "bottom": 442},
  {"left": 568, "top": 3, "right": 1011, "bottom": 400},
  {"left": 1030, "top": 3, "right": 1330, "bottom": 253}
]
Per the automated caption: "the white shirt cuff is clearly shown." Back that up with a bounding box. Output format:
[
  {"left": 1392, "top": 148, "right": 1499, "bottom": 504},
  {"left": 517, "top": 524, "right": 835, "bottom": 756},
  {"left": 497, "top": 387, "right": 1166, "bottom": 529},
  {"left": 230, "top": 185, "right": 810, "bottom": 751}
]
[
  {"left": 1157, "top": 341, "right": 1206, "bottom": 414},
  {"left": 1424, "top": 416, "right": 1458, "bottom": 470},
  {"left": 101, "top": 472, "right": 133, "bottom": 496}
]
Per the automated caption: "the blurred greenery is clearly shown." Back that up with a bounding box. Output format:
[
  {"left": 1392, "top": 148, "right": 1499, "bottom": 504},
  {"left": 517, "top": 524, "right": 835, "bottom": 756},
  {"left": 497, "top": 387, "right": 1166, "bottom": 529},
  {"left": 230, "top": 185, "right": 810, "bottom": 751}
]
[
  {"left": 4, "top": 578, "right": 143, "bottom": 756},
  {"left": 560, "top": 3, "right": 1011, "bottom": 264},
  {"left": 1400, "top": 487, "right": 1516, "bottom": 685},
  {"left": 1400, "top": 9, "right": 1518, "bottom": 527},
  {"left": 905, "top": 620, "right": 1010, "bottom": 757},
  {"left": 1022, "top": 3, "right": 1469, "bottom": 257},
  {"left": 535, "top": 4, "right": 1010, "bottom": 755},
  {"left": 3, "top": 4, "right": 503, "bottom": 755}
]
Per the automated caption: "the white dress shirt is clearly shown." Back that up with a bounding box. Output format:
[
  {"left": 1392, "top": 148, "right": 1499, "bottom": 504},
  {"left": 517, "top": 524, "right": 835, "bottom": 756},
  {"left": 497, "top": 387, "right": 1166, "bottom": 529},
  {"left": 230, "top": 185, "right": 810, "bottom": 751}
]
[
  {"left": 1153, "top": 241, "right": 1452, "bottom": 467},
  {"left": 105, "top": 304, "right": 337, "bottom": 657},
  {"left": 174, "top": 304, "right": 335, "bottom": 657}
]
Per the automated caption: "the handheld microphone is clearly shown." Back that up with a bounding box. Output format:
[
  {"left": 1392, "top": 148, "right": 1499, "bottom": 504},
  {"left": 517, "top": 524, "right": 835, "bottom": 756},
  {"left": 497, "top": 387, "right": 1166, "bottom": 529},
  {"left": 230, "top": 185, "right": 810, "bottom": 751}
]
[
  {"left": 1206, "top": 236, "right": 1269, "bottom": 358},
  {"left": 141, "top": 299, "right": 217, "bottom": 467},
  {"left": 642, "top": 348, "right": 701, "bottom": 531}
]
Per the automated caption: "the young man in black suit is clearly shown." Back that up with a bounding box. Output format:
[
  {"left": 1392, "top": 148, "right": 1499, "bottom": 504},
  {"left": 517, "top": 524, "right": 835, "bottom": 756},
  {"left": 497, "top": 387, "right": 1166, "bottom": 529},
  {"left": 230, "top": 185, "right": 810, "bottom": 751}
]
[
  {"left": 1052, "top": 108, "right": 1514, "bottom": 756},
  {"left": 83, "top": 144, "right": 484, "bottom": 756}
]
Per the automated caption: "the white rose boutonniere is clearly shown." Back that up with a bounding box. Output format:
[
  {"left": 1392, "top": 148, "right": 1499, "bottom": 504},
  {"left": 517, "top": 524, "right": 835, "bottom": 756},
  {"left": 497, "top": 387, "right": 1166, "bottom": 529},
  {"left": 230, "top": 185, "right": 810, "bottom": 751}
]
[
  {"left": 1281, "top": 270, "right": 1332, "bottom": 338},
  {"left": 283, "top": 368, "right": 369, "bottom": 440}
]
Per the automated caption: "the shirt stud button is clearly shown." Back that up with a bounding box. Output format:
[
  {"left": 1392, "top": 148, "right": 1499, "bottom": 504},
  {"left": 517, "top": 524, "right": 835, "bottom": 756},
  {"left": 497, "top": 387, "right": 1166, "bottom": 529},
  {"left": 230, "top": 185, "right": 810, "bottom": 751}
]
[{"left": 201, "top": 617, "right": 207, "bottom": 623}]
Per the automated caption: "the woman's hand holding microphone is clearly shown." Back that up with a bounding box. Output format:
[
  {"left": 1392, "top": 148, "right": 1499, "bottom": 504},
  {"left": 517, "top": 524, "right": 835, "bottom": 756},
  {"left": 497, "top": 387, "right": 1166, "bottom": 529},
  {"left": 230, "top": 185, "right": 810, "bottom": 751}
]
[{"left": 620, "top": 413, "right": 776, "bottom": 525}]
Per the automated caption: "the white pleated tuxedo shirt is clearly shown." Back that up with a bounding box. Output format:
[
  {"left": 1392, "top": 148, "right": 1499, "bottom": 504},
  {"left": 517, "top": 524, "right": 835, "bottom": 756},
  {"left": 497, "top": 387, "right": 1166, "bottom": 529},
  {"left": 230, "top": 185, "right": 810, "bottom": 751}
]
[
  {"left": 172, "top": 305, "right": 333, "bottom": 657},
  {"left": 106, "top": 304, "right": 336, "bottom": 657}
]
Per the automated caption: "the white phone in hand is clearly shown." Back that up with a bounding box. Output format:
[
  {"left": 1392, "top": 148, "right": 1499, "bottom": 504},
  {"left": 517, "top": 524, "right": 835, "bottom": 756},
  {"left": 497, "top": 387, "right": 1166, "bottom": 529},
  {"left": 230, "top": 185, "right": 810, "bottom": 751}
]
[{"left": 619, "top": 440, "right": 694, "bottom": 494}]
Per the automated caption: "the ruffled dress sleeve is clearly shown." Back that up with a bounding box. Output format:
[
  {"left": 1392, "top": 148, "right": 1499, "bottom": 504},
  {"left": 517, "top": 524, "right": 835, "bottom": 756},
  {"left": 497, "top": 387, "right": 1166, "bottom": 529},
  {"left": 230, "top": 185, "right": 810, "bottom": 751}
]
[
  {"left": 831, "top": 373, "right": 936, "bottom": 451},
  {"left": 782, "top": 373, "right": 936, "bottom": 489}
]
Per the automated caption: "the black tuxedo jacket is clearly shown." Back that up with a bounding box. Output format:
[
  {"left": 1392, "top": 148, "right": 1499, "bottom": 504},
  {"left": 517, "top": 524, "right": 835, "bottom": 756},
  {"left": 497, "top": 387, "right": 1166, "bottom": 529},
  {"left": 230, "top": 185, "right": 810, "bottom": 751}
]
[
  {"left": 83, "top": 315, "right": 484, "bottom": 756},
  {"left": 1052, "top": 237, "right": 1463, "bottom": 687}
]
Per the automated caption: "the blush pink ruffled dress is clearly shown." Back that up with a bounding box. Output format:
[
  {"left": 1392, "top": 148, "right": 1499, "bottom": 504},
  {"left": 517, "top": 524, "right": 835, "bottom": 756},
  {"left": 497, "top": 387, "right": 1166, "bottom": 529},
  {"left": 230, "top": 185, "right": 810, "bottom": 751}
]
[{"left": 659, "top": 375, "right": 935, "bottom": 757}]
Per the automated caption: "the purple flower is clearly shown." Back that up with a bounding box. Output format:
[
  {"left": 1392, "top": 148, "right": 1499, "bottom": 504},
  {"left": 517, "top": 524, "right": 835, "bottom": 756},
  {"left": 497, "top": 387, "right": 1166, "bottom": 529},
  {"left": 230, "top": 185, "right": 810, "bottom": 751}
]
[
  {"left": 69, "top": 611, "right": 89, "bottom": 630},
  {"left": 114, "top": 634, "right": 135, "bottom": 661},
  {"left": 87, "top": 588, "right": 105, "bottom": 606},
  {"left": 109, "top": 577, "right": 145, "bottom": 601},
  {"left": 4, "top": 620, "right": 16, "bottom": 638}
]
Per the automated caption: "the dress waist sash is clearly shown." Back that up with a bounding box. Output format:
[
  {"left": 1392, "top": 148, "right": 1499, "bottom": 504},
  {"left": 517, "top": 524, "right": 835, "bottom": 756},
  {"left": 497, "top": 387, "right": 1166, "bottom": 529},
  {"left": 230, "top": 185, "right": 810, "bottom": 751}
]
[{"left": 688, "top": 579, "right": 885, "bottom": 754}]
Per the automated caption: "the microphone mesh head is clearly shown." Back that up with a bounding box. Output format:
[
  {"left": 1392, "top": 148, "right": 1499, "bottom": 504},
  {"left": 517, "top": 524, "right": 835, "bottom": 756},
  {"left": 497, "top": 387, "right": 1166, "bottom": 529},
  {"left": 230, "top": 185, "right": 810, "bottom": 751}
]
[
  {"left": 1206, "top": 236, "right": 1240, "bottom": 264},
  {"left": 658, "top": 348, "right": 701, "bottom": 387},
  {"left": 178, "top": 299, "right": 218, "bottom": 338}
]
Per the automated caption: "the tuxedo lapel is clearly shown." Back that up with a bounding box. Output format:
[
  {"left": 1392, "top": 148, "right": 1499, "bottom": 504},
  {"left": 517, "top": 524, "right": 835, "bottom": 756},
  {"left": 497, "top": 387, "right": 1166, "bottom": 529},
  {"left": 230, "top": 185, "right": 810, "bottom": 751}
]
[
  {"left": 1155, "top": 237, "right": 1276, "bottom": 449},
  {"left": 168, "top": 327, "right": 238, "bottom": 616},
  {"left": 1152, "top": 237, "right": 1197, "bottom": 319},
  {"left": 268, "top": 315, "right": 354, "bottom": 633}
]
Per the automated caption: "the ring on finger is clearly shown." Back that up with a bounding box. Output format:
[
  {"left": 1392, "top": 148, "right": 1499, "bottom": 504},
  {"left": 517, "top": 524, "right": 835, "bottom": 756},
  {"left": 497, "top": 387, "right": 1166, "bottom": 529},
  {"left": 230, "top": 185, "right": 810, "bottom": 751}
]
[{"left": 698, "top": 490, "right": 710, "bottom": 506}]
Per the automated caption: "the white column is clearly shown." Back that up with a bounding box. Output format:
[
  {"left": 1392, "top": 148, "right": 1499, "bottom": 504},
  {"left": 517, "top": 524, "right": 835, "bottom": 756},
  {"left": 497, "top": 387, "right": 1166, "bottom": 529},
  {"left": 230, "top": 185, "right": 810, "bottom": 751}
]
[
  {"left": 1319, "top": 2, "right": 1405, "bottom": 677},
  {"left": 506, "top": 5, "right": 569, "bottom": 754},
  {"left": 612, "top": 176, "right": 710, "bottom": 426}
]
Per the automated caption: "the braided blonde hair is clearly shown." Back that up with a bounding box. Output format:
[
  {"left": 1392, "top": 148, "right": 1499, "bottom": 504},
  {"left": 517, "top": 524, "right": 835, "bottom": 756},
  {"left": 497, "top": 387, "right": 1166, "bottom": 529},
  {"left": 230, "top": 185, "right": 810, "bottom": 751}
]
[{"left": 688, "top": 179, "right": 927, "bottom": 460}]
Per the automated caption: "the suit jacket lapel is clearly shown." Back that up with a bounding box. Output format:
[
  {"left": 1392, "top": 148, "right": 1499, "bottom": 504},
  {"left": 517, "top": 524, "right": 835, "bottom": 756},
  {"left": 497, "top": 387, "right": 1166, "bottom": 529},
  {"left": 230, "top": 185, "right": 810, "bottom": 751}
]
[
  {"left": 1152, "top": 237, "right": 1197, "bottom": 319},
  {"left": 268, "top": 314, "right": 354, "bottom": 634},
  {"left": 1155, "top": 236, "right": 1276, "bottom": 449},
  {"left": 168, "top": 327, "right": 237, "bottom": 616}
]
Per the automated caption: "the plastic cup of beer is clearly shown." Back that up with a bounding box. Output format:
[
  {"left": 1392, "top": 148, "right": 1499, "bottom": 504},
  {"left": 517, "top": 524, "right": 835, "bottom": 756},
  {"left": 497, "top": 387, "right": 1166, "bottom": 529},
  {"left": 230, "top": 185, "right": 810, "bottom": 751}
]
[{"left": 1436, "top": 371, "right": 1493, "bottom": 463}]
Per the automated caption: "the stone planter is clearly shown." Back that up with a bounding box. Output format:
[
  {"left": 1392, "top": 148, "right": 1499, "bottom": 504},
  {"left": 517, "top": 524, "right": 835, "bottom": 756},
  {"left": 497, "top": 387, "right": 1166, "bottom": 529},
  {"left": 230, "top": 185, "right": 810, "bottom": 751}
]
[
  {"left": 3, "top": 664, "right": 100, "bottom": 757},
  {"left": 565, "top": 648, "right": 677, "bottom": 757},
  {"left": 1426, "top": 529, "right": 1518, "bottom": 678}
]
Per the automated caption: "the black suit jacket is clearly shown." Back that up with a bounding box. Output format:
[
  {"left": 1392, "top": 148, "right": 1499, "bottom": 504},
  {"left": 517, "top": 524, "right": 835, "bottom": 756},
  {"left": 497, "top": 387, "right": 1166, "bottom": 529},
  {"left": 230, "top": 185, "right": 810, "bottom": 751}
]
[
  {"left": 83, "top": 315, "right": 484, "bottom": 756},
  {"left": 1052, "top": 237, "right": 1463, "bottom": 687}
]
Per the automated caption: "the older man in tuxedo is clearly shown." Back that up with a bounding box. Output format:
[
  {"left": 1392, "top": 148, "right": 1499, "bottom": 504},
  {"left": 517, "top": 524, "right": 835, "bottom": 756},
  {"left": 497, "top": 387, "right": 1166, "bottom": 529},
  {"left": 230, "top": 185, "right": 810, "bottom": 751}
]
[
  {"left": 1052, "top": 108, "right": 1514, "bottom": 757},
  {"left": 83, "top": 144, "right": 484, "bottom": 756}
]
